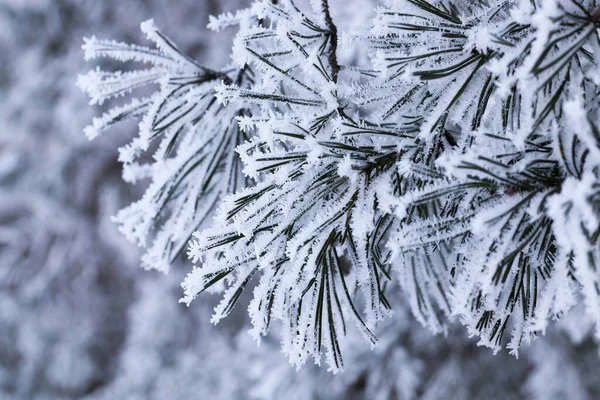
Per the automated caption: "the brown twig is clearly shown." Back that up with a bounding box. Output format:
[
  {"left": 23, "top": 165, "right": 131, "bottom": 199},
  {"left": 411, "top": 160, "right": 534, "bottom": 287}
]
[{"left": 321, "top": 0, "right": 340, "bottom": 83}]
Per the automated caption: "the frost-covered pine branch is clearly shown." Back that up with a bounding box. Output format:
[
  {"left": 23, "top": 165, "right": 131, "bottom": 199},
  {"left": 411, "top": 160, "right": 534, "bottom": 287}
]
[
  {"left": 370, "top": 0, "right": 600, "bottom": 354},
  {"left": 80, "top": 0, "right": 600, "bottom": 372},
  {"left": 79, "top": 19, "right": 251, "bottom": 273}
]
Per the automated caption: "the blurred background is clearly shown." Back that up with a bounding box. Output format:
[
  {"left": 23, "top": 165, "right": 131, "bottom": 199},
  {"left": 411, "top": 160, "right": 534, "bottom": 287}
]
[{"left": 0, "top": 1, "right": 599, "bottom": 399}]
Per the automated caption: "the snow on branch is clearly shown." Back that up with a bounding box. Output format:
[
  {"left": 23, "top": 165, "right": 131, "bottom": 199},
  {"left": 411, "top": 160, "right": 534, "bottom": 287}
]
[{"left": 81, "top": 0, "right": 600, "bottom": 371}]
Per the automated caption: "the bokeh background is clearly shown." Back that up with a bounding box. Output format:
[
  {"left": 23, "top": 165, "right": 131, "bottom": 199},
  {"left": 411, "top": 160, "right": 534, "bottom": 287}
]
[{"left": 1, "top": 1, "right": 599, "bottom": 399}]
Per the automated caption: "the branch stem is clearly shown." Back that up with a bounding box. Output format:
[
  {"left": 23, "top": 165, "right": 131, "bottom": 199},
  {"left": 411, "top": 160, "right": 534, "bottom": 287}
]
[{"left": 321, "top": 0, "right": 340, "bottom": 83}]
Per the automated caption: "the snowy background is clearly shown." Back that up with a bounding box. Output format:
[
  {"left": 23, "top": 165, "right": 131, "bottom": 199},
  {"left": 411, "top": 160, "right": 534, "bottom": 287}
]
[{"left": 1, "top": 1, "right": 599, "bottom": 399}]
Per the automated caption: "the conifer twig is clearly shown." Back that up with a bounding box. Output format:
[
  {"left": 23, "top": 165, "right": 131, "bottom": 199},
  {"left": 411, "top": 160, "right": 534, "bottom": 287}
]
[{"left": 321, "top": 0, "right": 339, "bottom": 83}]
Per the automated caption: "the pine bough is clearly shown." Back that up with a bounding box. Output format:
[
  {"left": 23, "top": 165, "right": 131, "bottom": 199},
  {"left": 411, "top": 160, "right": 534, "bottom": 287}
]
[{"left": 79, "top": 0, "right": 600, "bottom": 372}]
